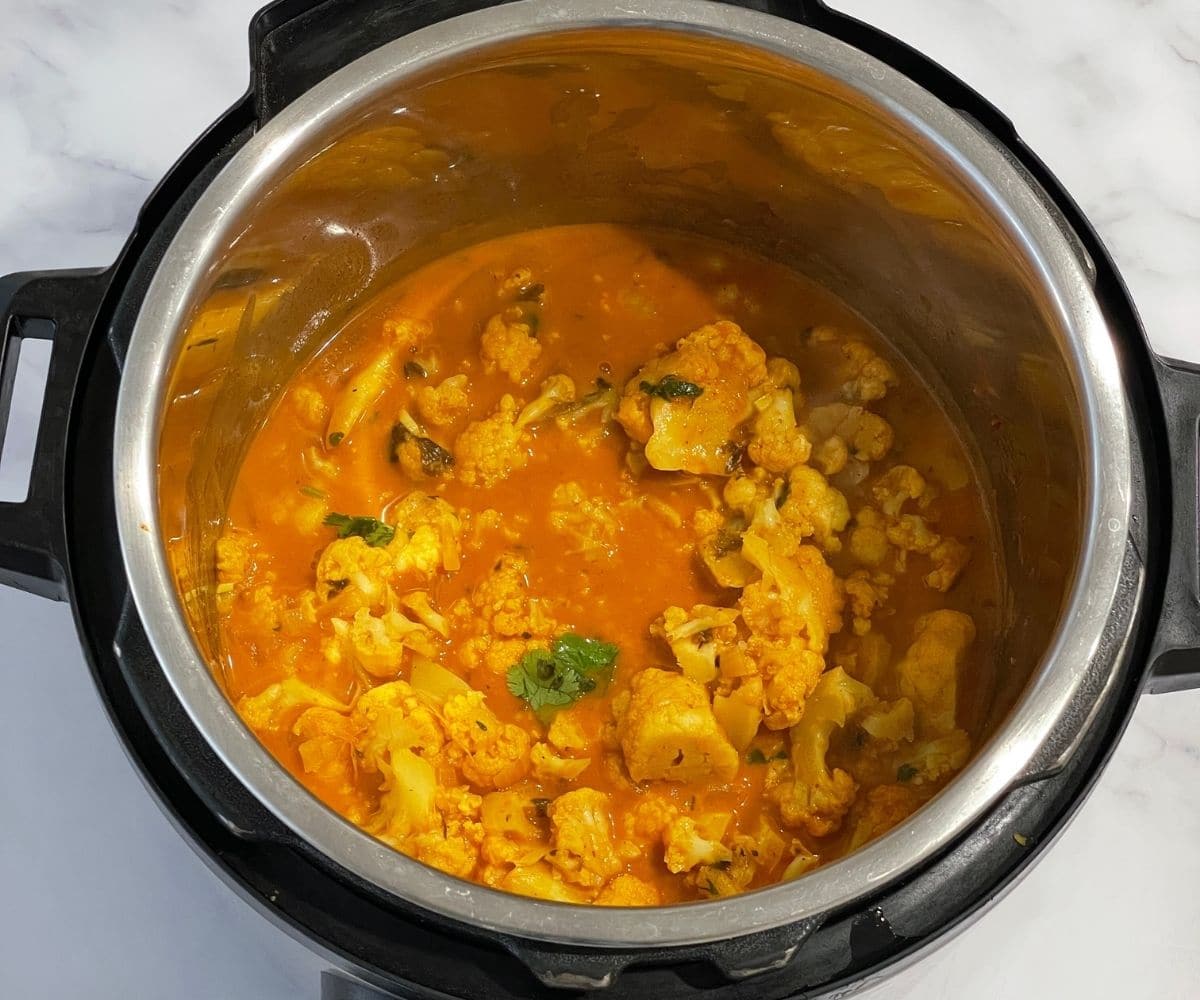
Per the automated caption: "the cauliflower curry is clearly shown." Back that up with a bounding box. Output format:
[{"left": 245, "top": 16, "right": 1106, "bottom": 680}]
[{"left": 207, "top": 224, "right": 997, "bottom": 907}]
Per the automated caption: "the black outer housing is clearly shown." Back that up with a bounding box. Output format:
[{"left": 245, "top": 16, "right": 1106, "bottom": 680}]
[{"left": 0, "top": 2, "right": 1196, "bottom": 998}]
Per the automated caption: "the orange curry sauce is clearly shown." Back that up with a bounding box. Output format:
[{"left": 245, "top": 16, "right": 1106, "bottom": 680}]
[{"left": 206, "top": 224, "right": 997, "bottom": 906}]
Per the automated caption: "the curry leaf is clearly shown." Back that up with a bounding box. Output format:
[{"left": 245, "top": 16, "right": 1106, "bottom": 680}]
[
  {"left": 640, "top": 374, "right": 704, "bottom": 400},
  {"left": 389, "top": 423, "right": 455, "bottom": 475}
]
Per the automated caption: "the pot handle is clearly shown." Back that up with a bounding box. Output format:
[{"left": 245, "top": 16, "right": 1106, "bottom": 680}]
[
  {"left": 1146, "top": 354, "right": 1200, "bottom": 693},
  {"left": 0, "top": 268, "right": 108, "bottom": 600}
]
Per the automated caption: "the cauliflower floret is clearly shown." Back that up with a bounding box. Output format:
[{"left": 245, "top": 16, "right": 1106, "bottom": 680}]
[
  {"left": 408, "top": 829, "right": 480, "bottom": 879},
  {"left": 617, "top": 320, "right": 768, "bottom": 476},
  {"left": 651, "top": 604, "right": 740, "bottom": 685},
  {"left": 753, "top": 640, "right": 826, "bottom": 731},
  {"left": 811, "top": 435, "right": 849, "bottom": 478},
  {"left": 293, "top": 705, "right": 360, "bottom": 786},
  {"left": 352, "top": 680, "right": 446, "bottom": 772},
  {"left": 453, "top": 377, "right": 576, "bottom": 489},
  {"left": 547, "top": 707, "right": 593, "bottom": 755},
  {"left": 454, "top": 553, "right": 558, "bottom": 674},
  {"left": 730, "top": 517, "right": 841, "bottom": 731},
  {"left": 747, "top": 388, "right": 812, "bottom": 473},
  {"left": 896, "top": 730, "right": 971, "bottom": 786},
  {"left": 328, "top": 607, "right": 437, "bottom": 677},
  {"left": 401, "top": 591, "right": 450, "bottom": 638},
  {"left": 416, "top": 374, "right": 469, "bottom": 427},
  {"left": 547, "top": 788, "right": 622, "bottom": 889},
  {"left": 695, "top": 821, "right": 785, "bottom": 897},
  {"left": 455, "top": 395, "right": 529, "bottom": 488},
  {"left": 516, "top": 374, "right": 576, "bottom": 429},
  {"left": 696, "top": 517, "right": 757, "bottom": 589},
  {"left": 873, "top": 465, "right": 929, "bottom": 517},
  {"left": 388, "top": 492, "right": 463, "bottom": 575},
  {"left": 619, "top": 669, "right": 739, "bottom": 783},
  {"left": 596, "top": 874, "right": 660, "bottom": 906},
  {"left": 239, "top": 584, "right": 286, "bottom": 634},
  {"left": 859, "top": 697, "right": 915, "bottom": 744},
  {"left": 237, "top": 678, "right": 348, "bottom": 739},
  {"left": 809, "top": 328, "right": 898, "bottom": 403},
  {"left": 531, "top": 742, "right": 591, "bottom": 781},
  {"left": 216, "top": 531, "right": 254, "bottom": 589},
  {"left": 764, "top": 357, "right": 801, "bottom": 392},
  {"left": 371, "top": 746, "right": 440, "bottom": 841},
  {"left": 479, "top": 790, "right": 550, "bottom": 873},
  {"left": 770, "top": 667, "right": 876, "bottom": 837},
  {"left": 314, "top": 536, "right": 394, "bottom": 604},
  {"left": 848, "top": 507, "right": 890, "bottom": 567},
  {"left": 350, "top": 682, "right": 445, "bottom": 840},
  {"left": 781, "top": 849, "right": 820, "bottom": 881},
  {"left": 481, "top": 311, "right": 542, "bottom": 383},
  {"left": 405, "top": 785, "right": 484, "bottom": 879},
  {"left": 926, "top": 537, "right": 971, "bottom": 592},
  {"left": 622, "top": 795, "right": 679, "bottom": 845},
  {"left": 443, "top": 690, "right": 532, "bottom": 789},
  {"left": 806, "top": 403, "right": 893, "bottom": 474},
  {"left": 739, "top": 534, "right": 843, "bottom": 656},
  {"left": 499, "top": 862, "right": 587, "bottom": 903},
  {"left": 843, "top": 570, "right": 892, "bottom": 636},
  {"left": 549, "top": 482, "right": 620, "bottom": 560},
  {"left": 662, "top": 815, "right": 732, "bottom": 873},
  {"left": 847, "top": 783, "right": 923, "bottom": 850},
  {"left": 777, "top": 465, "right": 851, "bottom": 553},
  {"left": 848, "top": 473, "right": 970, "bottom": 590},
  {"left": 896, "top": 610, "right": 976, "bottom": 735}
]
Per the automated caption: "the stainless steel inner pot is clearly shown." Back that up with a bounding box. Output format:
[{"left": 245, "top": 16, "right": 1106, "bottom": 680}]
[{"left": 113, "top": 0, "right": 1132, "bottom": 950}]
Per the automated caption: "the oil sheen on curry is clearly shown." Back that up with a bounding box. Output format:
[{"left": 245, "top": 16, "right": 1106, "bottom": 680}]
[{"left": 212, "top": 224, "right": 996, "bottom": 907}]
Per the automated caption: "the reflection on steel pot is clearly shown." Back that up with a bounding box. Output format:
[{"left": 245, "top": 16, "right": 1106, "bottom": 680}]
[{"left": 0, "top": 1, "right": 1197, "bottom": 997}]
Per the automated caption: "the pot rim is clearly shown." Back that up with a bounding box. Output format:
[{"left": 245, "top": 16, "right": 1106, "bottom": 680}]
[{"left": 113, "top": 0, "right": 1132, "bottom": 948}]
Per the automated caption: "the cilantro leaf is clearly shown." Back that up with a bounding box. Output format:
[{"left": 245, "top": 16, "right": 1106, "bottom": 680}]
[
  {"left": 640, "top": 374, "right": 704, "bottom": 400},
  {"left": 552, "top": 633, "right": 619, "bottom": 677},
  {"left": 505, "top": 632, "right": 618, "bottom": 718},
  {"left": 323, "top": 512, "right": 395, "bottom": 547},
  {"left": 505, "top": 649, "right": 592, "bottom": 713},
  {"left": 897, "top": 763, "right": 919, "bottom": 783}
]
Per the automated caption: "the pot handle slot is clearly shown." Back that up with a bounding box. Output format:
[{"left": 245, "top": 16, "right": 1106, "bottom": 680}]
[
  {"left": 501, "top": 917, "right": 823, "bottom": 990},
  {"left": 0, "top": 269, "right": 108, "bottom": 600},
  {"left": 246, "top": 0, "right": 832, "bottom": 124},
  {"left": 1146, "top": 355, "right": 1200, "bottom": 693}
]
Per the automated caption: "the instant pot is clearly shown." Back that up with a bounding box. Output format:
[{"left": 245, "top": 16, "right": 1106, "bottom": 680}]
[{"left": 1, "top": 1, "right": 1197, "bottom": 998}]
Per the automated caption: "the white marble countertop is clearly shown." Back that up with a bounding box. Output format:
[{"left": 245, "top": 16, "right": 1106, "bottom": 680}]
[{"left": 1, "top": 1, "right": 1197, "bottom": 997}]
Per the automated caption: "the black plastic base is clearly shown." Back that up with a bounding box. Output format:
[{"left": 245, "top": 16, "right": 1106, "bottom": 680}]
[
  {"left": 44, "top": 1, "right": 1180, "bottom": 998},
  {"left": 323, "top": 969, "right": 428, "bottom": 1000}
]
